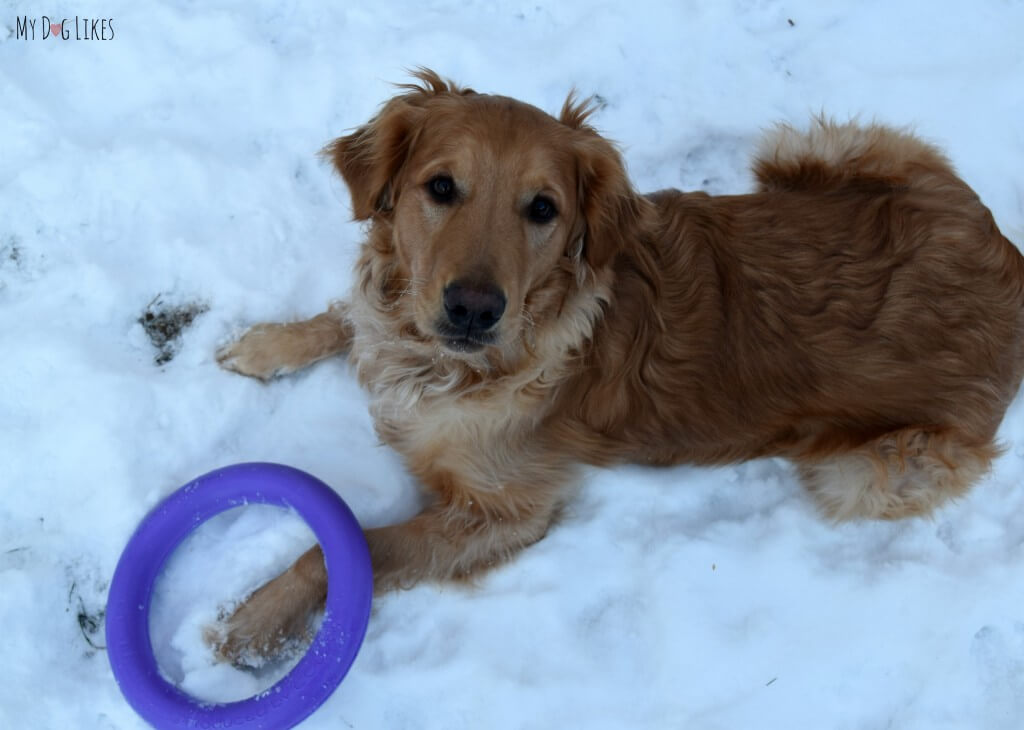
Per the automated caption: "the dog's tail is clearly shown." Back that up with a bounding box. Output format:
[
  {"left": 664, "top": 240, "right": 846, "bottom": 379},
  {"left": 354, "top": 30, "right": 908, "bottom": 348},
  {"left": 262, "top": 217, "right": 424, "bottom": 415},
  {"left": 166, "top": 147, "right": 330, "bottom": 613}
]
[{"left": 752, "top": 115, "right": 962, "bottom": 194}]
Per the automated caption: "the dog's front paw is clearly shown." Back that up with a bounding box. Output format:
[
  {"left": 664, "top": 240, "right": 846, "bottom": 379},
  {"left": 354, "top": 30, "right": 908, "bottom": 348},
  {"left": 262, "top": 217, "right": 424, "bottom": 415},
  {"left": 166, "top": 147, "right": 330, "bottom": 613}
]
[
  {"left": 205, "top": 572, "right": 322, "bottom": 666},
  {"left": 216, "top": 324, "right": 298, "bottom": 381}
]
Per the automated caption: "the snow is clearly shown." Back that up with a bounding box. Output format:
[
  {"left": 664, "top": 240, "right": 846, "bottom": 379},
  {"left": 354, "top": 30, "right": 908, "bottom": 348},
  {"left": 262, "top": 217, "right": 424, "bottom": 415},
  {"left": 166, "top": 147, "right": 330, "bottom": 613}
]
[{"left": 2, "top": 1, "right": 1023, "bottom": 728}]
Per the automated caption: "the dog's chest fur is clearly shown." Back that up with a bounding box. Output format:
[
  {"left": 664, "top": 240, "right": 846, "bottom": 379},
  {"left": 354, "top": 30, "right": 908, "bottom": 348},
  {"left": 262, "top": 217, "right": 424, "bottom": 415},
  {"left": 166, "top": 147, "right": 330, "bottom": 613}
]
[
  {"left": 343, "top": 312, "right": 551, "bottom": 489},
  {"left": 364, "top": 361, "right": 558, "bottom": 490},
  {"left": 343, "top": 278, "right": 612, "bottom": 490}
]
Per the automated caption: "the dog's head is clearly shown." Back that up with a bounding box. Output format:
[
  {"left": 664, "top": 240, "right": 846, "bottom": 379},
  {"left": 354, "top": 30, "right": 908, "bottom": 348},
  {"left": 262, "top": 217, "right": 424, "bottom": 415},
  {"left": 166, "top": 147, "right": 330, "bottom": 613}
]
[{"left": 325, "top": 69, "right": 647, "bottom": 364}]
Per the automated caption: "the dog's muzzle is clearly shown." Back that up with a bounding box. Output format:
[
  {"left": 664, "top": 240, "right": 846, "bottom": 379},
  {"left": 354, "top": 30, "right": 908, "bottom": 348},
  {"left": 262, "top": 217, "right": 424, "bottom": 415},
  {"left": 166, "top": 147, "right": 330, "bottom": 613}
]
[{"left": 438, "top": 279, "right": 506, "bottom": 352}]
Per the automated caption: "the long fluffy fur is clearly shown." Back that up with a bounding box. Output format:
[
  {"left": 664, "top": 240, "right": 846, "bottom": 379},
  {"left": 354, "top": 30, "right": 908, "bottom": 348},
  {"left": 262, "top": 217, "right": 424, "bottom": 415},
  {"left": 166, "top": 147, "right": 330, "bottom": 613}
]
[{"left": 212, "top": 70, "right": 1024, "bottom": 662}]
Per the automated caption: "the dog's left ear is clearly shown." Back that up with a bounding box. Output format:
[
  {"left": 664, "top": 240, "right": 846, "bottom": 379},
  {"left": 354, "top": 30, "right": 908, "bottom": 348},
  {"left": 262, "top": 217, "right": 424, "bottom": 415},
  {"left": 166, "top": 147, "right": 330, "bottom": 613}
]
[{"left": 561, "top": 95, "right": 647, "bottom": 272}]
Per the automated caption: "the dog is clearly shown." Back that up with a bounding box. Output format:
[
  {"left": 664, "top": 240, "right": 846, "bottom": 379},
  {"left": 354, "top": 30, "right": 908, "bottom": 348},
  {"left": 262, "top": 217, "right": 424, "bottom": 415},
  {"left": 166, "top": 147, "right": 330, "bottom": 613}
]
[{"left": 212, "top": 69, "right": 1024, "bottom": 662}]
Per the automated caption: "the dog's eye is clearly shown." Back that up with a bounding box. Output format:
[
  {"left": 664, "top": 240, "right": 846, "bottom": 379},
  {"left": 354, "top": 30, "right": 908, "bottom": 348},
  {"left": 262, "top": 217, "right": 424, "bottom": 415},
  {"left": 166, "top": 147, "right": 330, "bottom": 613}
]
[
  {"left": 527, "top": 195, "right": 557, "bottom": 224},
  {"left": 427, "top": 175, "right": 456, "bottom": 203}
]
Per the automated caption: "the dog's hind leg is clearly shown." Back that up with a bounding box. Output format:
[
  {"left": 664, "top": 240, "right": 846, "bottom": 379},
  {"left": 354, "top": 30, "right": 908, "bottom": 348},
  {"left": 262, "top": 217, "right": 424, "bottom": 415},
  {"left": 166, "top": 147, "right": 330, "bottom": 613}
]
[
  {"left": 217, "top": 305, "right": 352, "bottom": 381},
  {"left": 796, "top": 427, "right": 1000, "bottom": 521}
]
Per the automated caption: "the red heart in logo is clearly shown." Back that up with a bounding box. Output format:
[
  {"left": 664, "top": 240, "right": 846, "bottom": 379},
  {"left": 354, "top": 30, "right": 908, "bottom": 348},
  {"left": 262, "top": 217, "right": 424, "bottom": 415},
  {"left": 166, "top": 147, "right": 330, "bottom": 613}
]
[{"left": 50, "top": 22, "right": 62, "bottom": 37}]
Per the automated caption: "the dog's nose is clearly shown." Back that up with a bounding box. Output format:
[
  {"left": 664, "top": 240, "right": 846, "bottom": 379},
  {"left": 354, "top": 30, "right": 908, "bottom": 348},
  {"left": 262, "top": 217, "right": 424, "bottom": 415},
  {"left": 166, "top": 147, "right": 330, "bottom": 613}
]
[{"left": 443, "top": 280, "right": 507, "bottom": 333}]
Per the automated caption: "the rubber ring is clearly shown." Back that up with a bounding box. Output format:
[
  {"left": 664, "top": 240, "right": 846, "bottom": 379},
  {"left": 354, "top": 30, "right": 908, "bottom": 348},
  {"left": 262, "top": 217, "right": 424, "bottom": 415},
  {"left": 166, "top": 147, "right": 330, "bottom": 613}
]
[{"left": 106, "top": 463, "right": 373, "bottom": 729}]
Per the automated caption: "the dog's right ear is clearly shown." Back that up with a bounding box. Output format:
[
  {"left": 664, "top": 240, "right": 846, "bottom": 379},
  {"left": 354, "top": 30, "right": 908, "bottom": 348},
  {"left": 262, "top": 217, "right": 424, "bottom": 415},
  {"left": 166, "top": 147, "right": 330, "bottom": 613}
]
[
  {"left": 323, "top": 69, "right": 472, "bottom": 221},
  {"left": 322, "top": 98, "right": 425, "bottom": 220},
  {"left": 322, "top": 97, "right": 426, "bottom": 220}
]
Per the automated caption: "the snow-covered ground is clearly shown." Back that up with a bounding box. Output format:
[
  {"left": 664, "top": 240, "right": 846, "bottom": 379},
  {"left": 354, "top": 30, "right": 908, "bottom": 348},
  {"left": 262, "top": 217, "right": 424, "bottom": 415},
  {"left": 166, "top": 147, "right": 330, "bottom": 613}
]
[{"left": 2, "top": 1, "right": 1024, "bottom": 728}]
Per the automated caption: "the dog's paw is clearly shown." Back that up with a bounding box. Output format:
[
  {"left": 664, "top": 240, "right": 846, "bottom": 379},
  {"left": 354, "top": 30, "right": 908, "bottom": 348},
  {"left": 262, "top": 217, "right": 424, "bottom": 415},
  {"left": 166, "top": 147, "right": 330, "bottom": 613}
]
[
  {"left": 216, "top": 324, "right": 298, "bottom": 381},
  {"left": 206, "top": 573, "right": 321, "bottom": 666}
]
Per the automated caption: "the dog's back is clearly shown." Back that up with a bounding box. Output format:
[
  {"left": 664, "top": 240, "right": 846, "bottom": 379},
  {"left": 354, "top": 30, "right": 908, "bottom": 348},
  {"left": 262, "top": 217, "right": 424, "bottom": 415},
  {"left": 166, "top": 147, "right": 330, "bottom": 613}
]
[{"left": 555, "top": 120, "right": 1024, "bottom": 518}]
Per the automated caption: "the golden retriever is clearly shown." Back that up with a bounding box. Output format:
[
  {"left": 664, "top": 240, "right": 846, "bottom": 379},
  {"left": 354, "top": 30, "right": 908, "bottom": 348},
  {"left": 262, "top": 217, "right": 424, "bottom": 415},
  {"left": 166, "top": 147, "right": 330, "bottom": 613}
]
[{"left": 213, "top": 69, "right": 1024, "bottom": 662}]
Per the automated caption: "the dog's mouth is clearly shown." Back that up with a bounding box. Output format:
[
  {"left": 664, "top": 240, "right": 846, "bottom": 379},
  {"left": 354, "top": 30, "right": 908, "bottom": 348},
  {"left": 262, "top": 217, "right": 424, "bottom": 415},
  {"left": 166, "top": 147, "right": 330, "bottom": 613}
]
[
  {"left": 442, "top": 336, "right": 486, "bottom": 353},
  {"left": 435, "top": 321, "right": 498, "bottom": 354}
]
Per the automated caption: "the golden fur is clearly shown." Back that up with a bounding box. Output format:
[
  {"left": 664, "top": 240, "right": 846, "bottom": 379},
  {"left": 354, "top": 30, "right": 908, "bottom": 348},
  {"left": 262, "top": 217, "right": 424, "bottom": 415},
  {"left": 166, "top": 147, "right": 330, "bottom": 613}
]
[{"left": 212, "top": 70, "right": 1024, "bottom": 662}]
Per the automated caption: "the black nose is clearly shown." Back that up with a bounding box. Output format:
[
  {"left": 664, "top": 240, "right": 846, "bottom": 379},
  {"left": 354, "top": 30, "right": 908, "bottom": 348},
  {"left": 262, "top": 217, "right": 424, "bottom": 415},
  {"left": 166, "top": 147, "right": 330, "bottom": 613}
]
[{"left": 443, "top": 280, "right": 507, "bottom": 334}]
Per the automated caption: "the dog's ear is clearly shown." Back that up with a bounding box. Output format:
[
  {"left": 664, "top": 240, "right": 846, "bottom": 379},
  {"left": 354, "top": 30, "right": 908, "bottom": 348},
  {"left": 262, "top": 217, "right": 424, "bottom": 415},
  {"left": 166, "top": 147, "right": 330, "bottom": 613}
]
[
  {"left": 560, "top": 94, "right": 647, "bottom": 272},
  {"left": 322, "top": 69, "right": 473, "bottom": 220},
  {"left": 322, "top": 97, "right": 426, "bottom": 220}
]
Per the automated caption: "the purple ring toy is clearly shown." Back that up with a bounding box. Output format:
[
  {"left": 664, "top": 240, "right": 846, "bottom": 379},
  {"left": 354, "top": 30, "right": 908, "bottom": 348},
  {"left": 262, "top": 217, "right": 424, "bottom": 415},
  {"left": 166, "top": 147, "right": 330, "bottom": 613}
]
[{"left": 106, "top": 463, "right": 373, "bottom": 729}]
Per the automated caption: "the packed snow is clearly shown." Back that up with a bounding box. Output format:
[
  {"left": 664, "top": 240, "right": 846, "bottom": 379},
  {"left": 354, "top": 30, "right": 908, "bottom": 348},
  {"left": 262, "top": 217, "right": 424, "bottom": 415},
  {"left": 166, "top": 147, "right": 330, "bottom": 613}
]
[{"left": 2, "top": 1, "right": 1023, "bottom": 728}]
